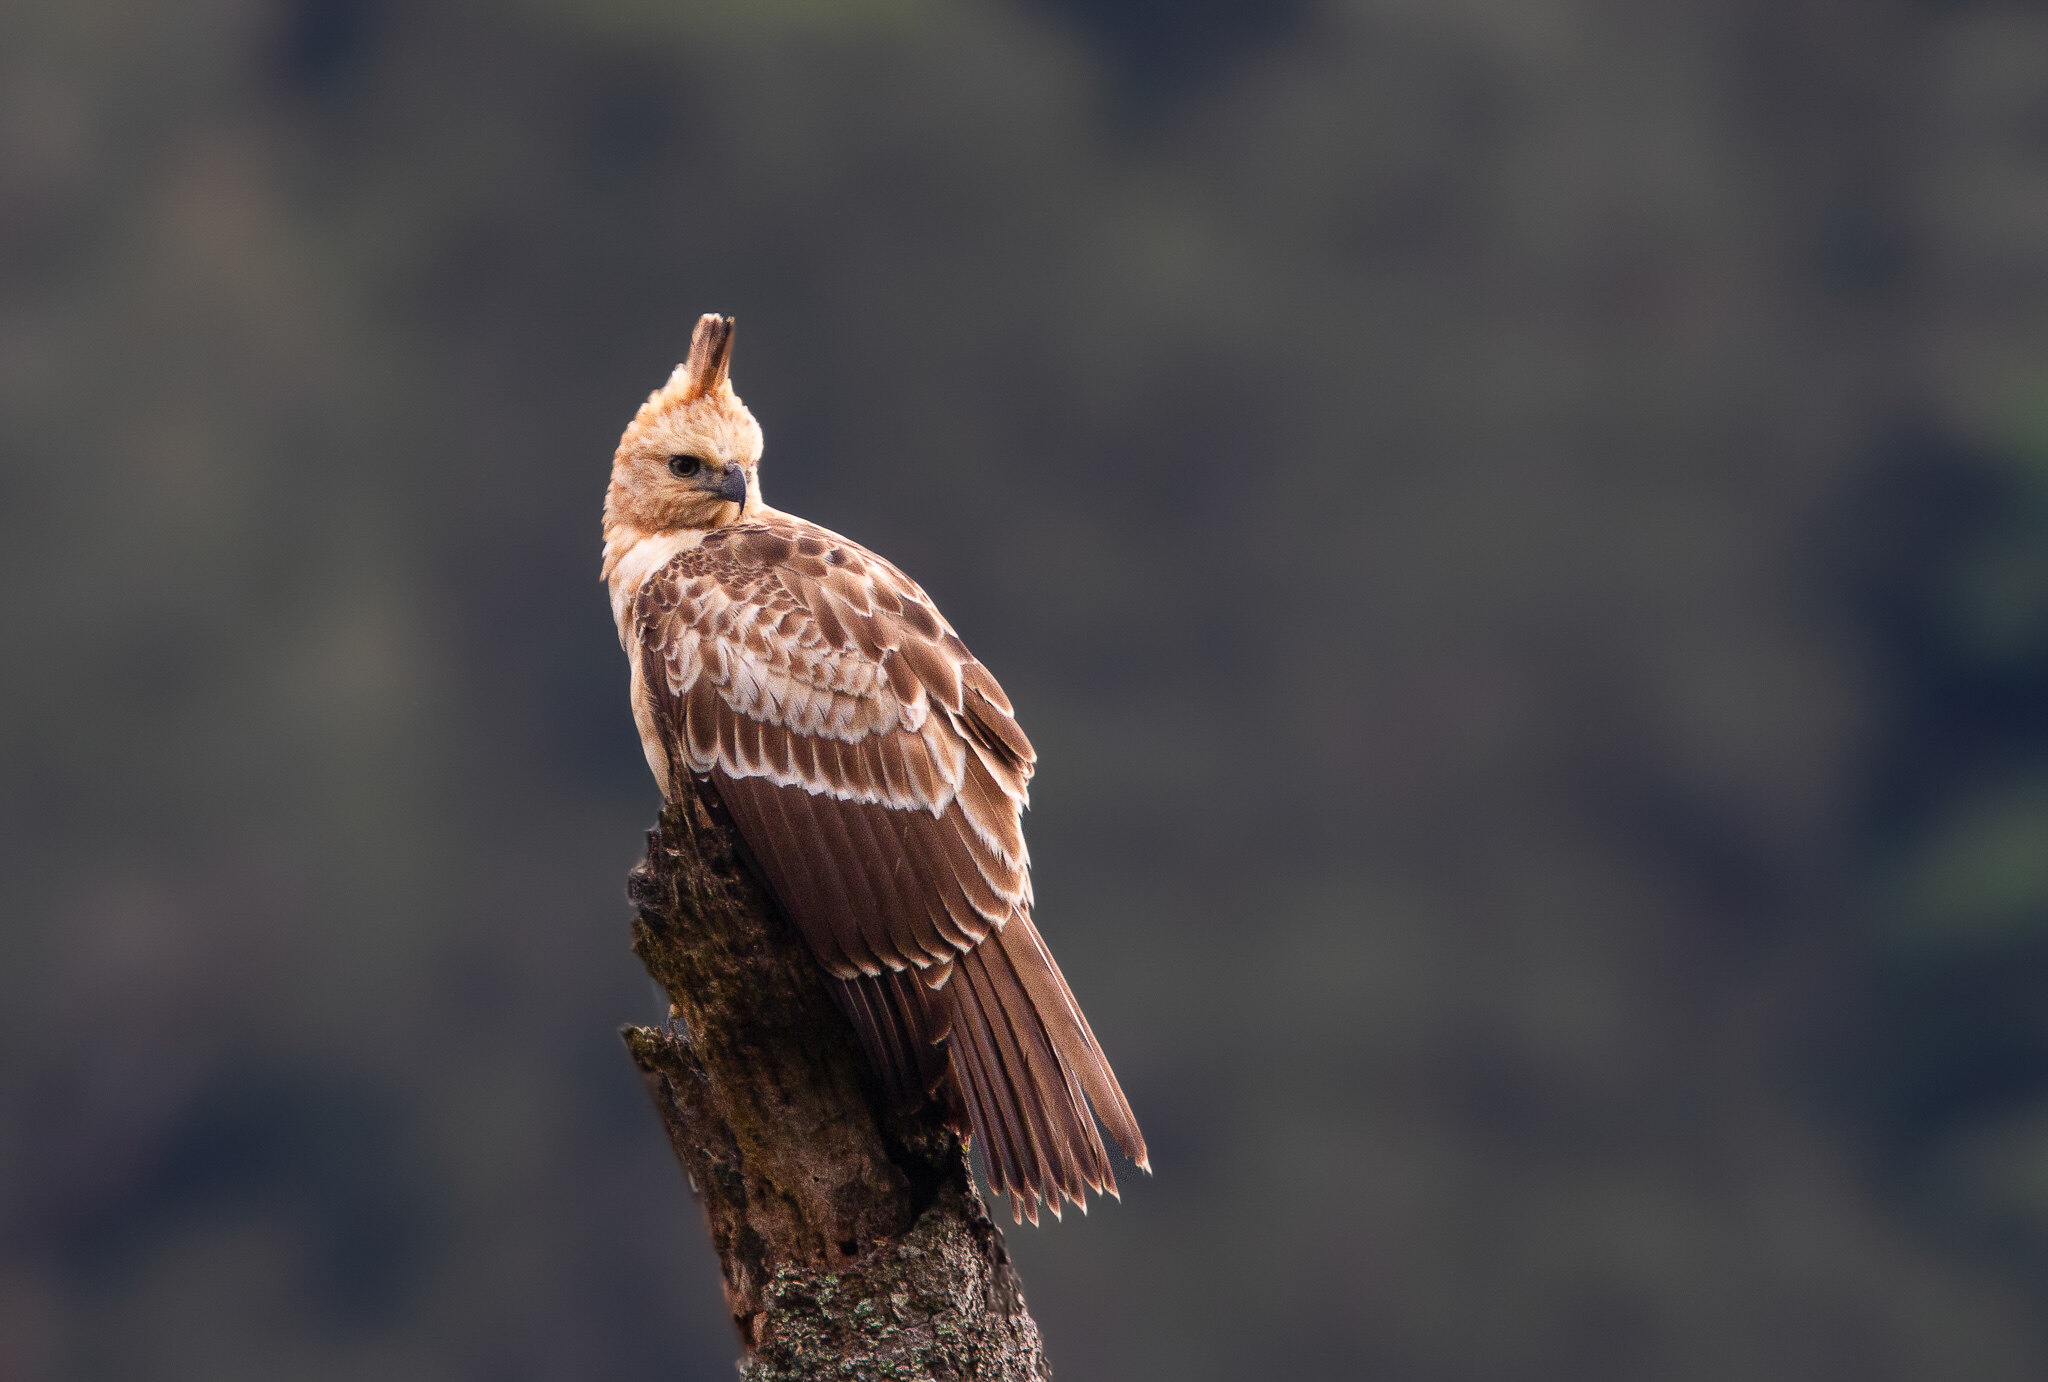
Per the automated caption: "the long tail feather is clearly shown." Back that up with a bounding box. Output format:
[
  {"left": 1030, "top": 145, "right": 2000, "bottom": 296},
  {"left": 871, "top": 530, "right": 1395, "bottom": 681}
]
[{"left": 943, "top": 914, "right": 1146, "bottom": 1221}]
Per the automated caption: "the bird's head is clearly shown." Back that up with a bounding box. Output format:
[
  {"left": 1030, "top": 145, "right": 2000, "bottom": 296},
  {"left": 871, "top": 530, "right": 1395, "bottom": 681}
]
[{"left": 606, "top": 314, "right": 764, "bottom": 538}]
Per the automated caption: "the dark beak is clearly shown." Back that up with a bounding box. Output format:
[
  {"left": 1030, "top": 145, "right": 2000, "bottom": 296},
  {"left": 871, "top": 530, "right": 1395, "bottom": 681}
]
[{"left": 718, "top": 465, "right": 748, "bottom": 505}]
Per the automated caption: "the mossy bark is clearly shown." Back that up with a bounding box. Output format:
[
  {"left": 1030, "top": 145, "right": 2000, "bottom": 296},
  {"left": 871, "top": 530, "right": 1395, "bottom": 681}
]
[{"left": 622, "top": 780, "right": 1049, "bottom": 1380}]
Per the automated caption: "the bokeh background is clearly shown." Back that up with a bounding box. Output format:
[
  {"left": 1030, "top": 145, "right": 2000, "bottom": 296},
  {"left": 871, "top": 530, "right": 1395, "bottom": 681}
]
[{"left": 9, "top": 1, "right": 2048, "bottom": 1378}]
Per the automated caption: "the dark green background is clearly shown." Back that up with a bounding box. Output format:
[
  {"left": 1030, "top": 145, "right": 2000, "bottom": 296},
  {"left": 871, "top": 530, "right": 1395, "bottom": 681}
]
[{"left": 9, "top": 2, "right": 2048, "bottom": 1378}]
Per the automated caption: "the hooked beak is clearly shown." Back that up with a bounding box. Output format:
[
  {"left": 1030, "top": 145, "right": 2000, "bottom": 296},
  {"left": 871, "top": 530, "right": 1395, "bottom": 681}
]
[{"left": 718, "top": 465, "right": 748, "bottom": 505}]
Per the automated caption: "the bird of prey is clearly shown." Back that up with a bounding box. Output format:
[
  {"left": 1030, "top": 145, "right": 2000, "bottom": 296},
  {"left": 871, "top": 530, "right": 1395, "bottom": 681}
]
[{"left": 602, "top": 314, "right": 1146, "bottom": 1224}]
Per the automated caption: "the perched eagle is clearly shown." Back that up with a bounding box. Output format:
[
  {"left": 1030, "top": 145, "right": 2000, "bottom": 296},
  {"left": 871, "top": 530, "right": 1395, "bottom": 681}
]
[{"left": 602, "top": 314, "right": 1146, "bottom": 1223}]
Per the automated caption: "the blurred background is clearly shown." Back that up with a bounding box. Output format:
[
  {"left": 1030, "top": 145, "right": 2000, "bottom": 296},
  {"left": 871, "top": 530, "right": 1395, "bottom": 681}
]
[{"left": 8, "top": 1, "right": 2048, "bottom": 1378}]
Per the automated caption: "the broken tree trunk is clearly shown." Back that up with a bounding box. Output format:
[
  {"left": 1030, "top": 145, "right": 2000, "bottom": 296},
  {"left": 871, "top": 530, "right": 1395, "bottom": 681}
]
[{"left": 621, "top": 781, "right": 1050, "bottom": 1381}]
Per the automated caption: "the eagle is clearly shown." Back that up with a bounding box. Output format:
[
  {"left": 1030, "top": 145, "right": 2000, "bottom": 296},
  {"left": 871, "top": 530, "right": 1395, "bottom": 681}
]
[{"left": 602, "top": 314, "right": 1146, "bottom": 1224}]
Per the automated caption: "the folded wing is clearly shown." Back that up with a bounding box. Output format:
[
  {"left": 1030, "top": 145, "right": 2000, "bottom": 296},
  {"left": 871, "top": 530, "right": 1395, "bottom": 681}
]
[{"left": 633, "top": 520, "right": 1145, "bottom": 1221}]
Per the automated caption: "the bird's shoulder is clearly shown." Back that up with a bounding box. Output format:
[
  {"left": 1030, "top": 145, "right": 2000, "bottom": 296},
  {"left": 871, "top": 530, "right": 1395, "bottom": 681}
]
[
  {"left": 632, "top": 514, "right": 1032, "bottom": 765},
  {"left": 661, "top": 515, "right": 929, "bottom": 616}
]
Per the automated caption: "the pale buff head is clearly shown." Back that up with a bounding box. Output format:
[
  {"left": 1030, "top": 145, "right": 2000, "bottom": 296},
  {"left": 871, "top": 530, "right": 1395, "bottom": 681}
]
[{"left": 606, "top": 314, "right": 765, "bottom": 538}]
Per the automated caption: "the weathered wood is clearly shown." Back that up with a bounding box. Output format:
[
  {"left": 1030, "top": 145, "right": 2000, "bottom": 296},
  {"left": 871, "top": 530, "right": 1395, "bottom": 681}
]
[{"left": 621, "top": 778, "right": 1049, "bottom": 1380}]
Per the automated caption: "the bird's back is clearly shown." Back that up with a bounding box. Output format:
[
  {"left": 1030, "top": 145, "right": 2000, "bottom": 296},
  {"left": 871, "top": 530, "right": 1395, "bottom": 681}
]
[{"left": 623, "top": 511, "right": 1146, "bottom": 1222}]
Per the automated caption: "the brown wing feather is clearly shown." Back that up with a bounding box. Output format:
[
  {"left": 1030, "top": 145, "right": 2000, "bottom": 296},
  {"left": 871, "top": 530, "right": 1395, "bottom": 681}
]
[
  {"left": 831, "top": 967, "right": 947, "bottom": 1109},
  {"left": 632, "top": 516, "right": 1145, "bottom": 1218}
]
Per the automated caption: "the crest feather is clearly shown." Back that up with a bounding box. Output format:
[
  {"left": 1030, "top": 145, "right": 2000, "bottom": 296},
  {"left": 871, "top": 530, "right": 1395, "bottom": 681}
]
[{"left": 671, "top": 313, "right": 736, "bottom": 401}]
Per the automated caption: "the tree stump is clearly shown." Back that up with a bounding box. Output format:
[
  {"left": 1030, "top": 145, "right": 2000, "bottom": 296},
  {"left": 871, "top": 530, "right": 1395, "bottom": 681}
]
[{"left": 621, "top": 780, "right": 1050, "bottom": 1380}]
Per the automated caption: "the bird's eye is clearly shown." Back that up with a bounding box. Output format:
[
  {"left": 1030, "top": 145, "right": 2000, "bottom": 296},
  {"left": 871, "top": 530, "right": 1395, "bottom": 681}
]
[{"left": 668, "top": 454, "right": 704, "bottom": 478}]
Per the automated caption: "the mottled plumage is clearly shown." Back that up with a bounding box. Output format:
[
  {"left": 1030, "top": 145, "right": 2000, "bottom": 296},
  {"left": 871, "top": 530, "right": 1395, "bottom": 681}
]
[{"left": 603, "top": 315, "right": 1146, "bottom": 1222}]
